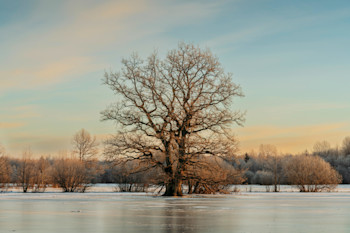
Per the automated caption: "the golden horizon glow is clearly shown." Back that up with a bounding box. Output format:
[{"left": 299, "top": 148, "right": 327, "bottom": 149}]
[{"left": 237, "top": 123, "right": 350, "bottom": 154}]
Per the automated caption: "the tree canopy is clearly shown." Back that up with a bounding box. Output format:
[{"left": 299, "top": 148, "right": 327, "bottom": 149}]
[{"left": 102, "top": 43, "right": 245, "bottom": 196}]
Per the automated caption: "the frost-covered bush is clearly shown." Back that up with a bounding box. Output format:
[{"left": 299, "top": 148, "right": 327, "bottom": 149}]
[{"left": 284, "top": 155, "right": 341, "bottom": 192}]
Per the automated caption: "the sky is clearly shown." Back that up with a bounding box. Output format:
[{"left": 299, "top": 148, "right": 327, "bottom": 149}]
[{"left": 1, "top": 0, "right": 350, "bottom": 156}]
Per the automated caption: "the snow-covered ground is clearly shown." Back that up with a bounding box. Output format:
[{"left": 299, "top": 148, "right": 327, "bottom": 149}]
[
  {"left": 235, "top": 184, "right": 350, "bottom": 193},
  {"left": 2, "top": 183, "right": 350, "bottom": 195}
]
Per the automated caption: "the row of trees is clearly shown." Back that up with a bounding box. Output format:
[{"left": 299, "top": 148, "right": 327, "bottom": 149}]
[
  {"left": 1, "top": 139, "right": 348, "bottom": 193},
  {"left": 0, "top": 151, "right": 244, "bottom": 193},
  {"left": 241, "top": 152, "right": 341, "bottom": 192},
  {"left": 239, "top": 138, "right": 350, "bottom": 192},
  {"left": 0, "top": 129, "right": 101, "bottom": 192},
  {"left": 0, "top": 153, "right": 98, "bottom": 193},
  {"left": 1, "top": 126, "right": 245, "bottom": 193}
]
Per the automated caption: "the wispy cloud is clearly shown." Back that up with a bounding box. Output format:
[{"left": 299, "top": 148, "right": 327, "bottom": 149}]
[
  {"left": 3, "top": 132, "right": 70, "bottom": 156},
  {"left": 0, "top": 0, "right": 226, "bottom": 93},
  {"left": 10, "top": 105, "right": 41, "bottom": 119},
  {"left": 0, "top": 122, "right": 25, "bottom": 129},
  {"left": 0, "top": 56, "right": 96, "bottom": 91}
]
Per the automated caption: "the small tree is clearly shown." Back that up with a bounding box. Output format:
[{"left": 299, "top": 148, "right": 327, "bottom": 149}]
[
  {"left": 342, "top": 137, "right": 350, "bottom": 156},
  {"left": 284, "top": 154, "right": 341, "bottom": 192},
  {"left": 259, "top": 145, "right": 283, "bottom": 192},
  {"left": 313, "top": 140, "right": 333, "bottom": 159},
  {"left": 0, "top": 151, "right": 12, "bottom": 191},
  {"left": 72, "top": 129, "right": 99, "bottom": 161},
  {"left": 31, "top": 157, "right": 51, "bottom": 192},
  {"left": 17, "top": 150, "right": 35, "bottom": 193}
]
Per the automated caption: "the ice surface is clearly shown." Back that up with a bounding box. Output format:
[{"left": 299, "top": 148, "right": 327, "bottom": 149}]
[{"left": 1, "top": 185, "right": 350, "bottom": 233}]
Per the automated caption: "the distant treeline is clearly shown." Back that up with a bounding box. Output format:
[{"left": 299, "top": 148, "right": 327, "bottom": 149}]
[
  {"left": 238, "top": 138, "right": 350, "bottom": 191},
  {"left": 1, "top": 136, "right": 349, "bottom": 193}
]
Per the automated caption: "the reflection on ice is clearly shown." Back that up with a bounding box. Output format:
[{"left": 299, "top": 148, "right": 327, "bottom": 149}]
[{"left": 1, "top": 188, "right": 350, "bottom": 233}]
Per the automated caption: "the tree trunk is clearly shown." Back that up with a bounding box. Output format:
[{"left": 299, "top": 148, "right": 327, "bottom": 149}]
[
  {"left": 163, "top": 178, "right": 183, "bottom": 196},
  {"left": 188, "top": 181, "right": 193, "bottom": 194}
]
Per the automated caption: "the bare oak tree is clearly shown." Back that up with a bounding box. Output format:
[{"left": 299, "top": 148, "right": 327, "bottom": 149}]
[
  {"left": 102, "top": 43, "right": 244, "bottom": 196},
  {"left": 72, "top": 129, "right": 99, "bottom": 161}
]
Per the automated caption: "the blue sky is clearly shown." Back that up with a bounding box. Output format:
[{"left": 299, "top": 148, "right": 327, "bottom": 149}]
[{"left": 1, "top": 0, "right": 350, "bottom": 156}]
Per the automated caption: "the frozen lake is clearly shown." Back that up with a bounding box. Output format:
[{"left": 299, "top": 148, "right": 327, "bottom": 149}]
[{"left": 1, "top": 190, "right": 350, "bottom": 233}]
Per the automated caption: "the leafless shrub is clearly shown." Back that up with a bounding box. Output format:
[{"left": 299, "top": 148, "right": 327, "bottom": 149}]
[
  {"left": 51, "top": 157, "right": 90, "bottom": 192},
  {"left": 253, "top": 170, "right": 273, "bottom": 185},
  {"left": 186, "top": 155, "right": 246, "bottom": 194},
  {"left": 111, "top": 160, "right": 157, "bottom": 192},
  {"left": 284, "top": 154, "right": 342, "bottom": 192}
]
